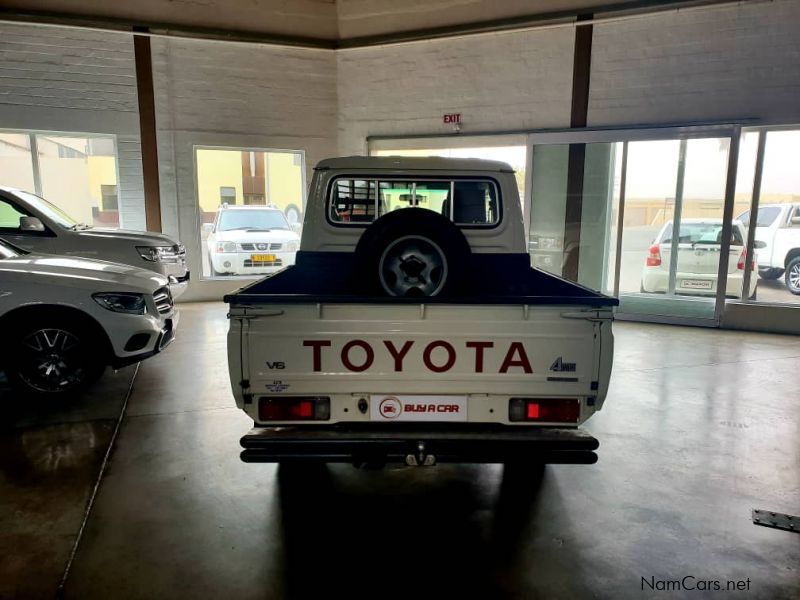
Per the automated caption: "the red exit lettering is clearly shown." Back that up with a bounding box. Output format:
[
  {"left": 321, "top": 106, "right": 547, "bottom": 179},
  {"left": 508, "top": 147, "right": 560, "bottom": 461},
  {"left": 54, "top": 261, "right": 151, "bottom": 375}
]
[{"left": 443, "top": 113, "right": 461, "bottom": 124}]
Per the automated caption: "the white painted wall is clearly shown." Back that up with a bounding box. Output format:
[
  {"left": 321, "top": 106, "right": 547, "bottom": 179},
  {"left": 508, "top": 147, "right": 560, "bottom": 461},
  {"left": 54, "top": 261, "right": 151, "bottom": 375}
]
[
  {"left": 336, "top": 27, "right": 576, "bottom": 155},
  {"left": 588, "top": 0, "right": 800, "bottom": 127},
  {"left": 151, "top": 38, "right": 338, "bottom": 301},
  {"left": 0, "top": 23, "right": 146, "bottom": 230}
]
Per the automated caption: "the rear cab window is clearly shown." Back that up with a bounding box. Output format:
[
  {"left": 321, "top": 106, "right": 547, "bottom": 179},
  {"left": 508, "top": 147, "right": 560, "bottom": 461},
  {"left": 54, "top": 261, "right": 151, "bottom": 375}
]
[
  {"left": 328, "top": 177, "right": 500, "bottom": 227},
  {"left": 661, "top": 223, "right": 744, "bottom": 246}
]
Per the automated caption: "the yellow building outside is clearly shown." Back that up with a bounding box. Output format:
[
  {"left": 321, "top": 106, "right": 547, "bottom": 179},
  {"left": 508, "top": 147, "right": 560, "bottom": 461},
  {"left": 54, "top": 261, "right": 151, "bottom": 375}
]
[{"left": 195, "top": 148, "right": 304, "bottom": 219}]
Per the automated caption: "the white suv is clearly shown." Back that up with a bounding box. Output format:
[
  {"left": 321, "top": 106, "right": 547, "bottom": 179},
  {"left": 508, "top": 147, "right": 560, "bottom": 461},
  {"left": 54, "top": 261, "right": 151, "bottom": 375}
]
[
  {"left": 0, "top": 238, "right": 177, "bottom": 397},
  {"left": 204, "top": 205, "right": 300, "bottom": 277}
]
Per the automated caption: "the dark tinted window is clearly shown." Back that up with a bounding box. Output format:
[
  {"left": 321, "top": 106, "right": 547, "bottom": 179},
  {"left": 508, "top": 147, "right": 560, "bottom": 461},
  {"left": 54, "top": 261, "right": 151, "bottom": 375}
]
[
  {"left": 329, "top": 177, "right": 499, "bottom": 226},
  {"left": 754, "top": 206, "right": 781, "bottom": 227}
]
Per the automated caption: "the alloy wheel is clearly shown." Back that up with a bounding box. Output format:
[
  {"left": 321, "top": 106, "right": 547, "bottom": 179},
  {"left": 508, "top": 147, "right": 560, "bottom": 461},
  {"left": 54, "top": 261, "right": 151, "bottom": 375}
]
[{"left": 18, "top": 328, "right": 87, "bottom": 393}]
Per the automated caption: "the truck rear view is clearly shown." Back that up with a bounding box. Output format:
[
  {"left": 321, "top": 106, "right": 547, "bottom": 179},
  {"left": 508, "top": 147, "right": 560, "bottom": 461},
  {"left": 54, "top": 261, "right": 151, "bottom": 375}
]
[{"left": 226, "top": 156, "right": 616, "bottom": 467}]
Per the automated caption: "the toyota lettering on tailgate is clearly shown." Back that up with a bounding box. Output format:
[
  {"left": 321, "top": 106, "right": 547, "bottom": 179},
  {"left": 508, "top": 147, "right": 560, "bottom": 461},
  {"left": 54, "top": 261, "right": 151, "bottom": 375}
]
[{"left": 302, "top": 339, "right": 534, "bottom": 374}]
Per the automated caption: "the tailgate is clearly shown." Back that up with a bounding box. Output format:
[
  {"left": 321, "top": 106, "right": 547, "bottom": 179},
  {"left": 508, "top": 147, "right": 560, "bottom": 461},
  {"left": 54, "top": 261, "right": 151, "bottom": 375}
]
[{"left": 232, "top": 303, "right": 611, "bottom": 407}]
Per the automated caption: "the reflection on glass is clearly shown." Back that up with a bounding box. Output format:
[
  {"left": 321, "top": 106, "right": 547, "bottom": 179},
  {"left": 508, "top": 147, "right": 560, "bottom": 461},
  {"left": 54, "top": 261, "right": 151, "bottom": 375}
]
[
  {"left": 196, "top": 148, "right": 304, "bottom": 279},
  {"left": 37, "top": 135, "right": 119, "bottom": 229},
  {"left": 378, "top": 181, "right": 450, "bottom": 217},
  {"left": 0, "top": 133, "right": 35, "bottom": 191},
  {"left": 528, "top": 142, "right": 619, "bottom": 289},
  {"left": 618, "top": 140, "right": 680, "bottom": 296},
  {"left": 529, "top": 145, "right": 568, "bottom": 276},
  {"left": 373, "top": 146, "right": 527, "bottom": 204},
  {"left": 741, "top": 130, "right": 800, "bottom": 304}
]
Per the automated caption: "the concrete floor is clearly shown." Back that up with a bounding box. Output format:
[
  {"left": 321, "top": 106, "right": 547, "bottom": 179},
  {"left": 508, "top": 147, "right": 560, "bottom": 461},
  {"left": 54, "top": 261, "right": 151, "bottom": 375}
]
[
  {"left": 2, "top": 302, "right": 799, "bottom": 599},
  {"left": 0, "top": 365, "right": 137, "bottom": 599}
]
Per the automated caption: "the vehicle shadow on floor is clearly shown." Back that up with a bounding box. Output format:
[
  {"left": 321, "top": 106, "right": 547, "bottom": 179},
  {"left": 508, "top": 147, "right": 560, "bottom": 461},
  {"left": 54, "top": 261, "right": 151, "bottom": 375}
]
[
  {"left": 275, "top": 461, "right": 581, "bottom": 599},
  {"left": 0, "top": 367, "right": 134, "bottom": 600}
]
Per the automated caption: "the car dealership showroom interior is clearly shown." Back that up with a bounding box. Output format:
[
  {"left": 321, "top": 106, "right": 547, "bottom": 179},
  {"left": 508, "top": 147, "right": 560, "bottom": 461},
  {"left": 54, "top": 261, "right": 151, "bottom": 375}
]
[{"left": 1, "top": 0, "right": 799, "bottom": 598}]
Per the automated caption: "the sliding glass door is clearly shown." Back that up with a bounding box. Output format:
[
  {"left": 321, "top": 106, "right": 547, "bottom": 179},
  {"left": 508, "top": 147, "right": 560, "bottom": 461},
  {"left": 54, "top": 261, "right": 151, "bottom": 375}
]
[{"left": 528, "top": 125, "right": 739, "bottom": 324}]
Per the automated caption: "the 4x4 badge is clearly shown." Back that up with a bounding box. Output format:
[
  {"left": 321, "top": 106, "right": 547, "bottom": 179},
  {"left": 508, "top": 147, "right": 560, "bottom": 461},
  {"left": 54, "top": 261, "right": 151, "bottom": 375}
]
[{"left": 550, "top": 357, "right": 576, "bottom": 372}]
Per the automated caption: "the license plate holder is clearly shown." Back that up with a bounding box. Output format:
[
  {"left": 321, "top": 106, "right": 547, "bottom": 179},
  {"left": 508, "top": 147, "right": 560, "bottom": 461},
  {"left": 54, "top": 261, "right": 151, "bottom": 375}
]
[
  {"left": 680, "top": 279, "right": 713, "bottom": 290},
  {"left": 370, "top": 395, "right": 468, "bottom": 422}
]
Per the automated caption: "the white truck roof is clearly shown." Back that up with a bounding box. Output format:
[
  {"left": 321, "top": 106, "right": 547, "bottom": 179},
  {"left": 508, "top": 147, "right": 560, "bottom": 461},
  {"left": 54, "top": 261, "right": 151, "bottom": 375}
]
[{"left": 315, "top": 156, "right": 515, "bottom": 173}]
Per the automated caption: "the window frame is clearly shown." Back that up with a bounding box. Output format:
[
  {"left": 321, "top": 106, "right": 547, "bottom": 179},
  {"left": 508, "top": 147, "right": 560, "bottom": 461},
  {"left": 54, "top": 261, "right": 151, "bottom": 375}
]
[{"left": 325, "top": 174, "right": 503, "bottom": 229}]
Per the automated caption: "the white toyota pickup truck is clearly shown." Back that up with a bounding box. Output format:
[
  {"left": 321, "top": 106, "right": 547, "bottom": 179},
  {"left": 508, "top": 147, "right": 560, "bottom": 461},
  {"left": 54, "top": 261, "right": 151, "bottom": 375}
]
[{"left": 226, "top": 157, "right": 617, "bottom": 467}]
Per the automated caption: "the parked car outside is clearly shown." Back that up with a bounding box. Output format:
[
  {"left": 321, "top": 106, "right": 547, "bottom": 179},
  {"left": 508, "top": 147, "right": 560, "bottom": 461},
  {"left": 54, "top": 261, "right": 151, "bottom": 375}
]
[
  {"left": 0, "top": 238, "right": 177, "bottom": 397},
  {"left": 0, "top": 186, "right": 190, "bottom": 297},
  {"left": 204, "top": 204, "right": 300, "bottom": 277},
  {"left": 640, "top": 219, "right": 756, "bottom": 299},
  {"left": 736, "top": 203, "right": 800, "bottom": 295}
]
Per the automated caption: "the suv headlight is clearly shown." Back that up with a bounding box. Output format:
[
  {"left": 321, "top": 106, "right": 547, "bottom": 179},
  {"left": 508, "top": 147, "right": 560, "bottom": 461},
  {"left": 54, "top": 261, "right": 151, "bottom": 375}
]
[
  {"left": 215, "top": 242, "right": 237, "bottom": 253},
  {"left": 137, "top": 246, "right": 180, "bottom": 263},
  {"left": 285, "top": 240, "right": 300, "bottom": 252},
  {"left": 93, "top": 292, "right": 147, "bottom": 315}
]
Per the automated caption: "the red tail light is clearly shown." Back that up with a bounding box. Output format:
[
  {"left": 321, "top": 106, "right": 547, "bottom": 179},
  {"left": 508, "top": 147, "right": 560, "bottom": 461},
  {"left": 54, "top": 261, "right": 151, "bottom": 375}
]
[
  {"left": 509, "top": 398, "right": 580, "bottom": 423},
  {"left": 646, "top": 244, "right": 662, "bottom": 267},
  {"left": 259, "top": 397, "right": 331, "bottom": 421},
  {"left": 736, "top": 248, "right": 754, "bottom": 271}
]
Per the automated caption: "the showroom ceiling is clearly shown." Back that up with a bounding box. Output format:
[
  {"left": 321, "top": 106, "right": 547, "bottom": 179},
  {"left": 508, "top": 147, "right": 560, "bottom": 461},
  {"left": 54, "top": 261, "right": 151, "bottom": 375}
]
[{"left": 0, "top": 0, "right": 740, "bottom": 47}]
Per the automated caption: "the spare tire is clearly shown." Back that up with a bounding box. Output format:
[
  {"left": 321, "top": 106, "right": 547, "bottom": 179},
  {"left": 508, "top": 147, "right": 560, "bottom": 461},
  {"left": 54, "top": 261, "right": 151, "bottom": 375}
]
[{"left": 354, "top": 208, "right": 471, "bottom": 297}]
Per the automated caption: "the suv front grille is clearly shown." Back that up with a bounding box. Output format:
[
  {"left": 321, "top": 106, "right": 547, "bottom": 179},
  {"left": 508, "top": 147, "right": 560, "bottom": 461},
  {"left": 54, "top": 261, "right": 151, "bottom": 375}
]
[
  {"left": 240, "top": 243, "right": 282, "bottom": 251},
  {"left": 153, "top": 286, "right": 173, "bottom": 315}
]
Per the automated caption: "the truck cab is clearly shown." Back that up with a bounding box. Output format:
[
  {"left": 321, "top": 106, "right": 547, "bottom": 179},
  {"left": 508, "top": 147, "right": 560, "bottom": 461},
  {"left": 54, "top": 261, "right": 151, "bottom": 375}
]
[{"left": 226, "top": 156, "right": 618, "bottom": 467}]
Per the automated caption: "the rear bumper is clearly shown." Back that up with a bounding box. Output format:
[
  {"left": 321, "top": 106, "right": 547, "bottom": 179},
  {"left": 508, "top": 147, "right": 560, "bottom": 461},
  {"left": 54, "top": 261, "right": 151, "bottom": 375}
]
[
  {"left": 240, "top": 425, "right": 599, "bottom": 465},
  {"left": 641, "top": 269, "right": 753, "bottom": 298}
]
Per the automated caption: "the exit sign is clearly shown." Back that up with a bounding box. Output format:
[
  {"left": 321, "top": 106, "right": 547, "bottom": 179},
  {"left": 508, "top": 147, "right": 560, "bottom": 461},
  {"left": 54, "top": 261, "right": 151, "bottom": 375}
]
[{"left": 443, "top": 113, "right": 461, "bottom": 124}]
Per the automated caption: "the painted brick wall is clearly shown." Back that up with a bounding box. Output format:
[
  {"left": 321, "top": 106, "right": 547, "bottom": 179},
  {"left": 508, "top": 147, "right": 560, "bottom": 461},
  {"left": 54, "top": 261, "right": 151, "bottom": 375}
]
[
  {"left": 151, "top": 38, "right": 338, "bottom": 300},
  {"left": 0, "top": 23, "right": 146, "bottom": 230},
  {"left": 589, "top": 0, "right": 800, "bottom": 126},
  {"left": 336, "top": 27, "right": 576, "bottom": 155}
]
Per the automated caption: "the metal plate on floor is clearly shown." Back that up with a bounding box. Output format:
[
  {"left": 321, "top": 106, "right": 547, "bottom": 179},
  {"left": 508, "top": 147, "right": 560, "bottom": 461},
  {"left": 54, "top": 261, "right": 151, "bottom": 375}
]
[{"left": 752, "top": 509, "right": 799, "bottom": 533}]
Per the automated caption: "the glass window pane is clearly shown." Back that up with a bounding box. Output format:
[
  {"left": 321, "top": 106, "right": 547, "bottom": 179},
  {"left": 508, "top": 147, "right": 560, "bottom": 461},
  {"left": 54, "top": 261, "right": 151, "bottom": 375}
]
[
  {"left": 618, "top": 139, "right": 680, "bottom": 298},
  {"left": 373, "top": 145, "right": 526, "bottom": 210},
  {"left": 330, "top": 179, "right": 377, "bottom": 223},
  {"left": 752, "top": 129, "right": 800, "bottom": 304},
  {"left": 529, "top": 144, "right": 568, "bottom": 276},
  {"left": 197, "top": 147, "right": 304, "bottom": 279},
  {"left": 529, "top": 142, "right": 618, "bottom": 289},
  {"left": 0, "top": 197, "right": 28, "bottom": 229},
  {"left": 0, "top": 133, "right": 35, "bottom": 191},
  {"left": 36, "top": 134, "right": 119, "bottom": 229},
  {"left": 454, "top": 181, "right": 498, "bottom": 225},
  {"left": 377, "top": 181, "right": 413, "bottom": 217}
]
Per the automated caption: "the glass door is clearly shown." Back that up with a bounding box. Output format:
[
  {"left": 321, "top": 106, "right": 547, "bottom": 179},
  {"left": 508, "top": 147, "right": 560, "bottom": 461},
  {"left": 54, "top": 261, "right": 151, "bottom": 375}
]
[
  {"left": 528, "top": 126, "right": 738, "bottom": 324},
  {"left": 618, "top": 136, "right": 735, "bottom": 320}
]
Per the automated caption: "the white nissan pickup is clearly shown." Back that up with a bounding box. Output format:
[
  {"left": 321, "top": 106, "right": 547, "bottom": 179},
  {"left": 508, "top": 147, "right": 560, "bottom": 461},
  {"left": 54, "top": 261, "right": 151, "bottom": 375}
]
[{"left": 226, "top": 157, "right": 617, "bottom": 466}]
